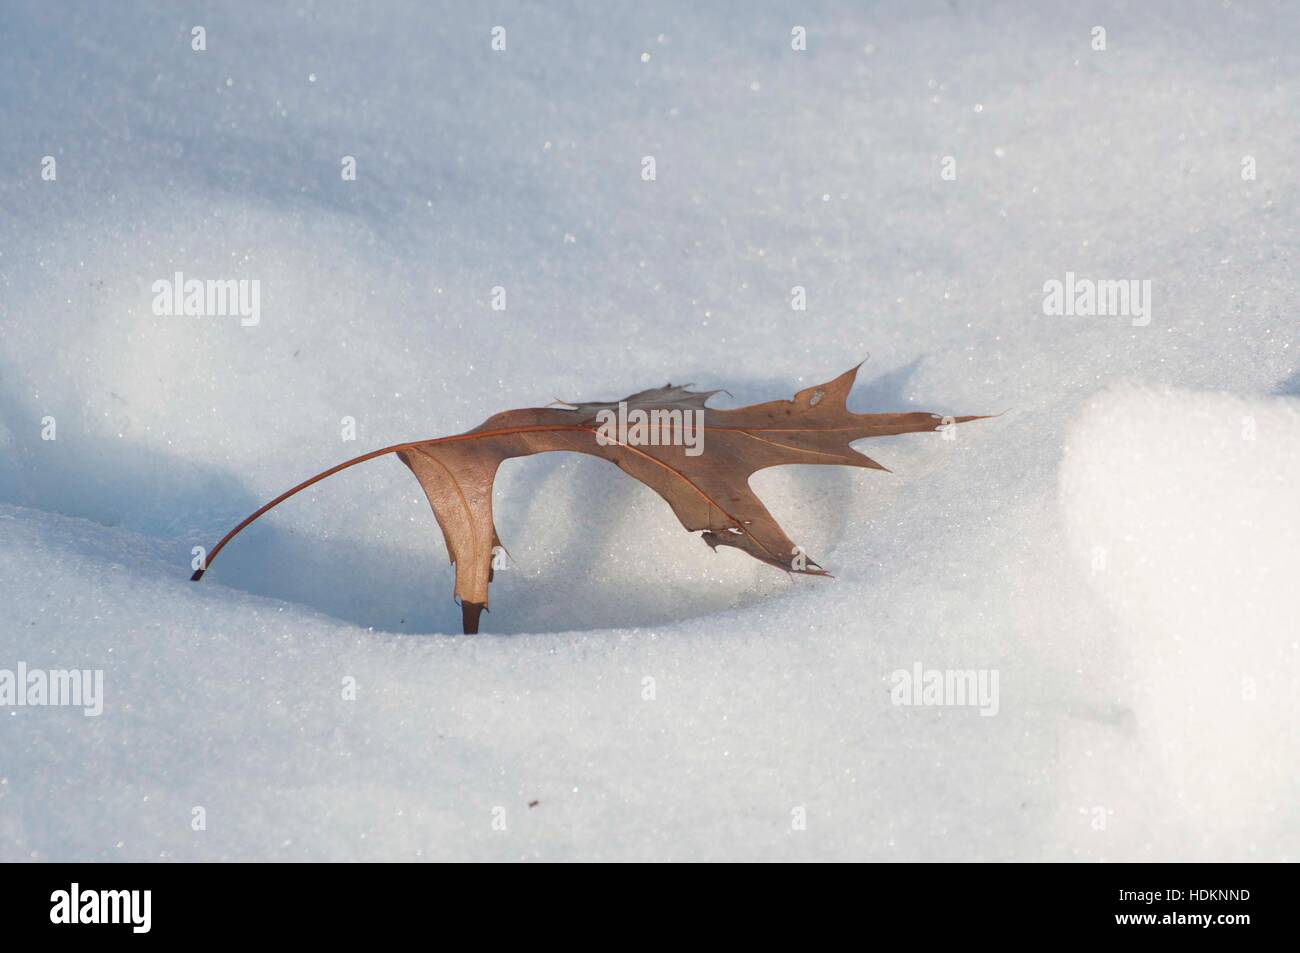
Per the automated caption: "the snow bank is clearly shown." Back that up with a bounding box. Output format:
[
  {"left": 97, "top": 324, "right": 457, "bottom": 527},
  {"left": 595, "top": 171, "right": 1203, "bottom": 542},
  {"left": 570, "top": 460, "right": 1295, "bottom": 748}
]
[{"left": 1060, "top": 388, "right": 1300, "bottom": 854}]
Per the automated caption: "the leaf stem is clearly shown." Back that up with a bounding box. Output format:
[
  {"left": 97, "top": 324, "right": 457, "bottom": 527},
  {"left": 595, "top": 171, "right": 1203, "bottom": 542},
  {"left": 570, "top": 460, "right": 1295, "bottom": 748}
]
[{"left": 190, "top": 440, "right": 427, "bottom": 581}]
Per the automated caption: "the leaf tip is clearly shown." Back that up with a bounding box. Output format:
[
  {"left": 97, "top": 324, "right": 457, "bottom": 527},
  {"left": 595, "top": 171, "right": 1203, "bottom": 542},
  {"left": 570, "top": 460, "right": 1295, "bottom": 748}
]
[{"left": 462, "top": 601, "right": 485, "bottom": 634}]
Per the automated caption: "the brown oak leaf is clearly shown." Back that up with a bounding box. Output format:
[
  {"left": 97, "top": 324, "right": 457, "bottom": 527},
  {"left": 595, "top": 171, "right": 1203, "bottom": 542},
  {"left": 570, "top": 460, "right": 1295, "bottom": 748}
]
[{"left": 192, "top": 366, "right": 985, "bottom": 632}]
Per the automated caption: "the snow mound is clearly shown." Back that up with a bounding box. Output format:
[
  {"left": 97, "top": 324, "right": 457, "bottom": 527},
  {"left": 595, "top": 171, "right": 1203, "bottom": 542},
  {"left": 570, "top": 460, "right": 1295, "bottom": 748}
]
[{"left": 1060, "top": 388, "right": 1300, "bottom": 853}]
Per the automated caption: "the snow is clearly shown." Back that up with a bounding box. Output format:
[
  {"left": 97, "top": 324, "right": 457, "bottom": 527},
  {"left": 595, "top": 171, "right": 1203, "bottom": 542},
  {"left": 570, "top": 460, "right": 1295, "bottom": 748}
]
[
  {"left": 1059, "top": 388, "right": 1300, "bottom": 852},
  {"left": 1, "top": 1, "right": 1296, "bottom": 860}
]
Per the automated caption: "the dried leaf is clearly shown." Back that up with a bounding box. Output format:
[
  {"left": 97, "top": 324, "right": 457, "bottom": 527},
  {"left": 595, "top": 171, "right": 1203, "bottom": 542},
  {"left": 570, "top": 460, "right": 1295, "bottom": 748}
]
[{"left": 192, "top": 366, "right": 986, "bottom": 632}]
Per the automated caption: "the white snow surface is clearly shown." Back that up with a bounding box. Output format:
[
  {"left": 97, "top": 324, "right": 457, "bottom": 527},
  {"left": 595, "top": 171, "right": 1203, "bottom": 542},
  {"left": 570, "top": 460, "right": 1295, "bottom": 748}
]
[{"left": 0, "top": 1, "right": 1296, "bottom": 861}]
